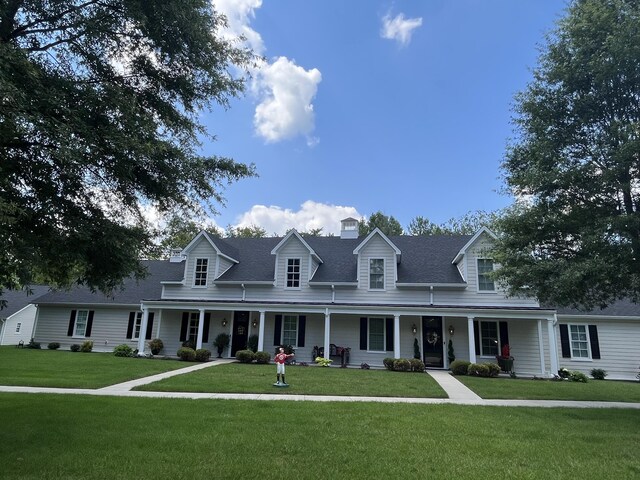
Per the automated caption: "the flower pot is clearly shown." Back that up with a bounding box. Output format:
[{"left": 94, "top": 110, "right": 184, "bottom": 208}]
[{"left": 497, "top": 357, "right": 514, "bottom": 373}]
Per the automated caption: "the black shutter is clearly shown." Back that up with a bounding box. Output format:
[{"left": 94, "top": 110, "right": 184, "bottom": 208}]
[
  {"left": 179, "top": 312, "right": 189, "bottom": 342},
  {"left": 588, "top": 325, "right": 601, "bottom": 359},
  {"left": 473, "top": 321, "right": 480, "bottom": 357},
  {"left": 385, "top": 317, "right": 394, "bottom": 351},
  {"left": 297, "top": 315, "right": 306, "bottom": 347},
  {"left": 274, "top": 315, "right": 282, "bottom": 346},
  {"left": 67, "top": 310, "right": 77, "bottom": 337},
  {"left": 85, "top": 311, "right": 94, "bottom": 337},
  {"left": 499, "top": 321, "right": 509, "bottom": 349},
  {"left": 126, "top": 312, "right": 135, "bottom": 339},
  {"left": 202, "top": 313, "right": 211, "bottom": 343},
  {"left": 559, "top": 324, "right": 571, "bottom": 358},
  {"left": 360, "top": 317, "right": 368, "bottom": 350},
  {"left": 145, "top": 313, "right": 155, "bottom": 340}
]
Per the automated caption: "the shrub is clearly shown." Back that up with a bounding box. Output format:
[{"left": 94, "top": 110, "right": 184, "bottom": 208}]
[
  {"left": 235, "top": 349, "right": 255, "bottom": 363},
  {"left": 182, "top": 340, "right": 196, "bottom": 350},
  {"left": 255, "top": 351, "right": 270, "bottom": 364},
  {"left": 247, "top": 334, "right": 259, "bottom": 353},
  {"left": 47, "top": 342, "right": 60, "bottom": 350},
  {"left": 450, "top": 360, "right": 471, "bottom": 376},
  {"left": 195, "top": 349, "right": 211, "bottom": 362},
  {"left": 113, "top": 344, "right": 134, "bottom": 357},
  {"left": 410, "top": 358, "right": 425, "bottom": 372},
  {"left": 315, "top": 356, "right": 333, "bottom": 367},
  {"left": 590, "top": 368, "right": 608, "bottom": 380},
  {"left": 383, "top": 358, "right": 396, "bottom": 371},
  {"left": 360, "top": 363, "right": 370, "bottom": 369},
  {"left": 70, "top": 344, "right": 80, "bottom": 352},
  {"left": 148, "top": 338, "right": 164, "bottom": 355},
  {"left": 177, "top": 347, "right": 196, "bottom": 361},
  {"left": 26, "top": 339, "right": 41, "bottom": 349},
  {"left": 80, "top": 340, "right": 93, "bottom": 353},
  {"left": 467, "top": 363, "right": 490, "bottom": 377},
  {"left": 485, "top": 362, "right": 501, "bottom": 377},
  {"left": 558, "top": 367, "right": 571, "bottom": 379},
  {"left": 393, "top": 358, "right": 411, "bottom": 372},
  {"left": 569, "top": 370, "right": 589, "bottom": 383}
]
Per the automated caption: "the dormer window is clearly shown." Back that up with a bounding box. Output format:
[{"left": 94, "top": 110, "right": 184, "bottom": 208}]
[
  {"left": 369, "top": 258, "right": 385, "bottom": 290},
  {"left": 477, "top": 259, "right": 495, "bottom": 291},
  {"left": 194, "top": 258, "right": 209, "bottom": 287},
  {"left": 286, "top": 258, "right": 301, "bottom": 288}
]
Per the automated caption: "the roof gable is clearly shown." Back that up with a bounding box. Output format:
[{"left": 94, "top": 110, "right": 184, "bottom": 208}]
[
  {"left": 353, "top": 228, "right": 401, "bottom": 257},
  {"left": 452, "top": 227, "right": 497, "bottom": 264},
  {"left": 270, "top": 229, "right": 323, "bottom": 263},
  {"left": 182, "top": 231, "right": 239, "bottom": 264}
]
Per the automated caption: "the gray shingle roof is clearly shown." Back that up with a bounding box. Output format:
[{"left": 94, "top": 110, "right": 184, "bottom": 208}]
[
  {"left": 553, "top": 299, "right": 640, "bottom": 317},
  {"left": 0, "top": 286, "right": 51, "bottom": 317}
]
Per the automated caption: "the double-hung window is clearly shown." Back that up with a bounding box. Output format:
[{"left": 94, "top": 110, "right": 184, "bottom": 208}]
[
  {"left": 187, "top": 312, "right": 200, "bottom": 344},
  {"left": 368, "top": 318, "right": 385, "bottom": 351},
  {"left": 570, "top": 325, "right": 590, "bottom": 358},
  {"left": 74, "top": 310, "right": 89, "bottom": 337},
  {"left": 480, "top": 321, "right": 499, "bottom": 356},
  {"left": 282, "top": 315, "right": 298, "bottom": 346},
  {"left": 194, "top": 258, "right": 208, "bottom": 287},
  {"left": 132, "top": 312, "right": 143, "bottom": 340},
  {"left": 477, "top": 259, "right": 495, "bottom": 291},
  {"left": 286, "top": 259, "right": 301, "bottom": 288},
  {"left": 369, "top": 259, "right": 385, "bottom": 290},
  {"left": 15, "top": 322, "right": 21, "bottom": 333}
]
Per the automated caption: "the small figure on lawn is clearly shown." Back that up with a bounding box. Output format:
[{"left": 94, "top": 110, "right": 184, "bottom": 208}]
[{"left": 274, "top": 347, "right": 294, "bottom": 387}]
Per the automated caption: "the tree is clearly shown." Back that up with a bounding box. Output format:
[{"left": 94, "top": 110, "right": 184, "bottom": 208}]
[
  {"left": 0, "top": 0, "right": 256, "bottom": 295},
  {"left": 153, "top": 214, "right": 222, "bottom": 258},
  {"left": 407, "top": 211, "right": 498, "bottom": 236},
  {"left": 225, "top": 224, "right": 268, "bottom": 238},
  {"left": 493, "top": 0, "right": 640, "bottom": 309},
  {"left": 358, "top": 212, "right": 404, "bottom": 237}
]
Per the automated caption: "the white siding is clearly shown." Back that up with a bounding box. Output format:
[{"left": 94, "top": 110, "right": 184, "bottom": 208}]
[
  {"left": 275, "top": 237, "right": 310, "bottom": 289},
  {"left": 216, "top": 257, "right": 235, "bottom": 279},
  {"left": 357, "top": 235, "right": 396, "bottom": 290},
  {"left": 1, "top": 305, "right": 37, "bottom": 345}
]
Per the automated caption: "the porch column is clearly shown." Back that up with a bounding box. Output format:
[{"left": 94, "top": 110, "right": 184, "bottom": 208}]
[
  {"left": 323, "top": 309, "right": 331, "bottom": 360},
  {"left": 547, "top": 316, "right": 559, "bottom": 376},
  {"left": 467, "top": 316, "right": 476, "bottom": 364},
  {"left": 137, "top": 307, "right": 150, "bottom": 355},
  {"left": 196, "top": 308, "right": 205, "bottom": 350},
  {"left": 393, "top": 315, "right": 401, "bottom": 359},
  {"left": 537, "top": 319, "right": 545, "bottom": 375},
  {"left": 257, "top": 310, "right": 266, "bottom": 352}
]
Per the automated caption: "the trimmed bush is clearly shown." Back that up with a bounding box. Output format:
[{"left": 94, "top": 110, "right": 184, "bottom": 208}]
[
  {"left": 47, "top": 342, "right": 60, "bottom": 350},
  {"left": 177, "top": 347, "right": 196, "bottom": 361},
  {"left": 450, "top": 360, "right": 471, "bottom": 376},
  {"left": 113, "top": 344, "right": 134, "bottom": 357},
  {"left": 485, "top": 362, "right": 501, "bottom": 377},
  {"left": 393, "top": 358, "right": 411, "bottom": 372},
  {"left": 148, "top": 338, "right": 164, "bottom": 355},
  {"left": 590, "top": 368, "right": 608, "bottom": 380},
  {"left": 235, "top": 349, "right": 255, "bottom": 363},
  {"left": 410, "top": 358, "right": 425, "bottom": 372},
  {"left": 315, "top": 356, "right": 333, "bottom": 367},
  {"left": 26, "top": 340, "right": 41, "bottom": 349},
  {"left": 182, "top": 340, "right": 196, "bottom": 350},
  {"left": 195, "top": 349, "right": 211, "bottom": 362},
  {"left": 80, "top": 340, "right": 93, "bottom": 353},
  {"left": 569, "top": 370, "right": 589, "bottom": 383},
  {"left": 70, "top": 344, "right": 80, "bottom": 352},
  {"left": 468, "top": 363, "right": 490, "bottom": 377},
  {"left": 247, "top": 334, "right": 259, "bottom": 353},
  {"left": 255, "top": 351, "right": 270, "bottom": 364},
  {"left": 383, "top": 357, "right": 396, "bottom": 371}
]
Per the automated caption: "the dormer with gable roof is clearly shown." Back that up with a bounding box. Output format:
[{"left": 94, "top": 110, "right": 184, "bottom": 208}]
[
  {"left": 452, "top": 226, "right": 498, "bottom": 293},
  {"left": 353, "top": 228, "right": 401, "bottom": 291},
  {"left": 271, "top": 229, "right": 323, "bottom": 290}
]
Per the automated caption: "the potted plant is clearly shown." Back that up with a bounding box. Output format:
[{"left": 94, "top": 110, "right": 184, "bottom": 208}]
[
  {"left": 496, "top": 344, "right": 514, "bottom": 373},
  {"left": 148, "top": 338, "right": 163, "bottom": 355},
  {"left": 213, "top": 333, "right": 230, "bottom": 358}
]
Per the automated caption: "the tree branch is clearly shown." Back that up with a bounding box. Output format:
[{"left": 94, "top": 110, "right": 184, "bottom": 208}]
[{"left": 8, "top": 0, "right": 99, "bottom": 40}]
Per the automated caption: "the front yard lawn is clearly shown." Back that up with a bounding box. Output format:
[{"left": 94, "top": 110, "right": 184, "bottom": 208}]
[
  {"left": 1, "top": 393, "right": 639, "bottom": 479},
  {"left": 134, "top": 363, "right": 447, "bottom": 398},
  {"left": 457, "top": 374, "right": 640, "bottom": 402},
  {"left": 0, "top": 346, "right": 187, "bottom": 388}
]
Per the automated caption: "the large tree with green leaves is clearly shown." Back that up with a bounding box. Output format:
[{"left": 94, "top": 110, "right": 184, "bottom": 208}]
[
  {"left": 493, "top": 0, "right": 640, "bottom": 309},
  {"left": 408, "top": 211, "right": 498, "bottom": 236},
  {"left": 0, "top": 0, "right": 256, "bottom": 295},
  {"left": 358, "top": 212, "right": 404, "bottom": 237}
]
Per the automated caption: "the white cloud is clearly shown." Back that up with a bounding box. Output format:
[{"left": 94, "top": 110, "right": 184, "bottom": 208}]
[
  {"left": 381, "top": 13, "right": 423, "bottom": 46},
  {"left": 212, "top": 1, "right": 322, "bottom": 144},
  {"left": 232, "top": 201, "right": 361, "bottom": 236},
  {"left": 254, "top": 57, "right": 322, "bottom": 144}
]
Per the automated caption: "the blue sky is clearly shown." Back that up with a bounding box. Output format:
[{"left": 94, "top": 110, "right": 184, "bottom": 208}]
[{"left": 200, "top": 1, "right": 567, "bottom": 235}]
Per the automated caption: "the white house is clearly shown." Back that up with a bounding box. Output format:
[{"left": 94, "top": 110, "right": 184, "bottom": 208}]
[
  {"left": 31, "top": 219, "right": 640, "bottom": 380},
  {"left": 0, "top": 286, "right": 50, "bottom": 345}
]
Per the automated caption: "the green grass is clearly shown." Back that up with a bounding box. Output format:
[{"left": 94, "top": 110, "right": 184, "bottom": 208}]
[
  {"left": 1, "top": 393, "right": 639, "bottom": 479},
  {"left": 457, "top": 375, "right": 640, "bottom": 402},
  {"left": 134, "top": 363, "right": 447, "bottom": 397},
  {"left": 0, "top": 346, "right": 187, "bottom": 388}
]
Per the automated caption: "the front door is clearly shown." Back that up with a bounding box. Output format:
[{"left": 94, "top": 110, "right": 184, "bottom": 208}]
[
  {"left": 231, "top": 311, "right": 250, "bottom": 356},
  {"left": 422, "top": 316, "right": 444, "bottom": 368}
]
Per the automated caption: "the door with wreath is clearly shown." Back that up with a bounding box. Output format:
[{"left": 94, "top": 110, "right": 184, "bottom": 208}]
[{"left": 422, "top": 316, "right": 444, "bottom": 368}]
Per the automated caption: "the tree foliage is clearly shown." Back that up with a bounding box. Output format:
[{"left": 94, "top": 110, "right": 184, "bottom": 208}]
[
  {"left": 493, "top": 0, "right": 640, "bottom": 309},
  {"left": 408, "top": 211, "right": 498, "bottom": 236},
  {"left": 358, "top": 212, "right": 404, "bottom": 237},
  {"left": 0, "top": 0, "right": 256, "bottom": 294},
  {"left": 226, "top": 224, "right": 268, "bottom": 238},
  {"left": 152, "top": 214, "right": 222, "bottom": 258}
]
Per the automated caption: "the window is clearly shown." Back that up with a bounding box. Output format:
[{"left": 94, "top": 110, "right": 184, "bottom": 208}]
[
  {"left": 282, "top": 315, "right": 298, "bottom": 346},
  {"left": 74, "top": 310, "right": 89, "bottom": 337},
  {"left": 286, "top": 259, "right": 301, "bottom": 288},
  {"left": 369, "top": 259, "right": 384, "bottom": 290},
  {"left": 132, "top": 312, "right": 143, "bottom": 340},
  {"left": 187, "top": 312, "right": 200, "bottom": 344},
  {"left": 15, "top": 322, "right": 21, "bottom": 333},
  {"left": 194, "top": 258, "right": 208, "bottom": 286},
  {"left": 477, "top": 259, "right": 495, "bottom": 291},
  {"left": 570, "top": 325, "right": 589, "bottom": 358},
  {"left": 368, "top": 318, "right": 385, "bottom": 351},
  {"left": 480, "top": 321, "right": 499, "bottom": 356}
]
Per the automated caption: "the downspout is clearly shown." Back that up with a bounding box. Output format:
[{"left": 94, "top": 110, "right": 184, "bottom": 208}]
[
  {"left": 331, "top": 284, "right": 335, "bottom": 303},
  {"left": 429, "top": 286, "right": 434, "bottom": 305},
  {"left": 241, "top": 284, "right": 246, "bottom": 302}
]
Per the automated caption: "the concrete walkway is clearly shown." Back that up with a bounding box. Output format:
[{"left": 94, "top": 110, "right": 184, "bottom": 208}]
[{"left": 1, "top": 361, "right": 639, "bottom": 410}]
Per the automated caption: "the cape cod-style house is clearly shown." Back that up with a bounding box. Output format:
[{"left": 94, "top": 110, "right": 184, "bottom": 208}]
[{"left": 29, "top": 219, "right": 640, "bottom": 380}]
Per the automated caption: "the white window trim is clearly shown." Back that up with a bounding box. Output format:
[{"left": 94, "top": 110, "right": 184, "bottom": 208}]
[
  {"left": 73, "top": 310, "right": 90, "bottom": 338},
  {"left": 193, "top": 257, "right": 210, "bottom": 288},
  {"left": 367, "top": 317, "right": 386, "bottom": 352},
  {"left": 285, "top": 258, "right": 302, "bottom": 290},
  {"left": 568, "top": 324, "right": 593, "bottom": 361},
  {"left": 15, "top": 322, "right": 22, "bottom": 334},
  {"left": 280, "top": 314, "right": 299, "bottom": 347},
  {"left": 187, "top": 312, "right": 200, "bottom": 343},
  {"left": 476, "top": 258, "right": 496, "bottom": 294},
  {"left": 132, "top": 312, "right": 143, "bottom": 340},
  {"left": 368, "top": 258, "right": 385, "bottom": 291},
  {"left": 478, "top": 320, "right": 500, "bottom": 357}
]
